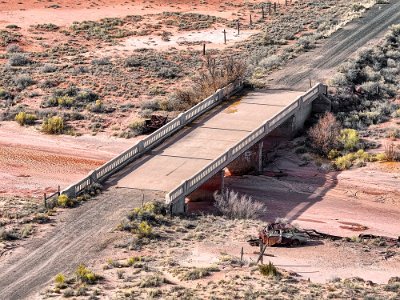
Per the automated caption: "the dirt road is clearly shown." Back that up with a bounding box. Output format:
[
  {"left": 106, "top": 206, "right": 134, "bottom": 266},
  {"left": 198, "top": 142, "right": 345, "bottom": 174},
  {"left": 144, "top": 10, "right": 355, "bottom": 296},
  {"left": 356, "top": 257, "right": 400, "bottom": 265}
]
[
  {"left": 1, "top": 2, "right": 400, "bottom": 299},
  {"left": 270, "top": 0, "right": 400, "bottom": 90},
  {"left": 0, "top": 187, "right": 160, "bottom": 300}
]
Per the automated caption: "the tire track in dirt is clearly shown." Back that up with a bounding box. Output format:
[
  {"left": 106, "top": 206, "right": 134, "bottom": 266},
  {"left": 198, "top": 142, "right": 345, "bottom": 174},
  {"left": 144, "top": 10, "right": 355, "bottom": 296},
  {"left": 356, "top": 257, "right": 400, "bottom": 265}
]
[
  {"left": 270, "top": 1, "right": 400, "bottom": 90},
  {"left": 0, "top": 188, "right": 155, "bottom": 300}
]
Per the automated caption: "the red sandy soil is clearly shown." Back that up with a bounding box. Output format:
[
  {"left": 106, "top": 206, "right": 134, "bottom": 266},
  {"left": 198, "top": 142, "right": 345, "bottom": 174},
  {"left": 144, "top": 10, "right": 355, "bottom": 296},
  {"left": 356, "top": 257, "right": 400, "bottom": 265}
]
[
  {"left": 224, "top": 149, "right": 400, "bottom": 239},
  {"left": 0, "top": 0, "right": 286, "bottom": 28},
  {"left": 0, "top": 122, "right": 133, "bottom": 198}
]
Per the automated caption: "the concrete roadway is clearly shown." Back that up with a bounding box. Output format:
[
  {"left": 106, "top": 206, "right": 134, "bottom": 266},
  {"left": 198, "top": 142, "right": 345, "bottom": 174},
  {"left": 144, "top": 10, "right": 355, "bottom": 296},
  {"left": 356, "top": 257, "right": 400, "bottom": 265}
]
[{"left": 115, "top": 90, "right": 303, "bottom": 192}]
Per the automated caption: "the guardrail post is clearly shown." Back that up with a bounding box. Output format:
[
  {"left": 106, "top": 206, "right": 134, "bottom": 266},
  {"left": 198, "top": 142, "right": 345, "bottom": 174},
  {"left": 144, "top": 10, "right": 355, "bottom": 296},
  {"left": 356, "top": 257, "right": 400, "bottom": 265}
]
[
  {"left": 88, "top": 170, "right": 97, "bottom": 184},
  {"left": 179, "top": 112, "right": 186, "bottom": 125},
  {"left": 264, "top": 121, "right": 270, "bottom": 133},
  {"left": 217, "top": 89, "right": 223, "bottom": 101},
  {"left": 298, "top": 96, "right": 303, "bottom": 110},
  {"left": 319, "top": 84, "right": 328, "bottom": 95},
  {"left": 138, "top": 141, "right": 145, "bottom": 152}
]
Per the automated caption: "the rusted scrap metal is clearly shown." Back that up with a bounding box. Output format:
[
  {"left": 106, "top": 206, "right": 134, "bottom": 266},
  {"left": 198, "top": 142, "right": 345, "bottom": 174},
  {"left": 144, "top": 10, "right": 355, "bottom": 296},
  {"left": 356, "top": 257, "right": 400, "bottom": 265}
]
[
  {"left": 248, "top": 222, "right": 309, "bottom": 248},
  {"left": 144, "top": 115, "right": 168, "bottom": 132}
]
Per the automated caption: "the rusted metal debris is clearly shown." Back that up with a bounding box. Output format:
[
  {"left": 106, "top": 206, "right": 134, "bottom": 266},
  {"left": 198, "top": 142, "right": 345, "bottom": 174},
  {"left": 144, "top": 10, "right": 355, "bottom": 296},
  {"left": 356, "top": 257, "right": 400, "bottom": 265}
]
[
  {"left": 248, "top": 223, "right": 400, "bottom": 248},
  {"left": 144, "top": 115, "right": 168, "bottom": 132},
  {"left": 248, "top": 222, "right": 309, "bottom": 248}
]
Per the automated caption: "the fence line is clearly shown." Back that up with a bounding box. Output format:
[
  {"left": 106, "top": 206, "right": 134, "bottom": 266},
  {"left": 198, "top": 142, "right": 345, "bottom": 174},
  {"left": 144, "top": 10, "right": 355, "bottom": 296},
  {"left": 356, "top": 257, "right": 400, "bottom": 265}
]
[
  {"left": 61, "top": 80, "right": 244, "bottom": 198},
  {"left": 165, "top": 83, "right": 326, "bottom": 207}
]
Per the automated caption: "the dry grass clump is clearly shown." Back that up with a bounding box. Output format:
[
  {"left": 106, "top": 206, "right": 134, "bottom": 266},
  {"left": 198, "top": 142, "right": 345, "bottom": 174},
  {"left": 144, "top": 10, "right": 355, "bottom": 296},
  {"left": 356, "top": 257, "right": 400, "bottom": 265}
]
[
  {"left": 214, "top": 189, "right": 267, "bottom": 220},
  {"left": 259, "top": 262, "right": 281, "bottom": 279}
]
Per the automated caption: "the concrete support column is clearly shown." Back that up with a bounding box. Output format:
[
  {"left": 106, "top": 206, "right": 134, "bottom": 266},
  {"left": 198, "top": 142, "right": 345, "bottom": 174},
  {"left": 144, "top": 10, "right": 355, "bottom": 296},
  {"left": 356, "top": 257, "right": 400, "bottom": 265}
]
[
  {"left": 257, "top": 141, "right": 264, "bottom": 173},
  {"left": 221, "top": 169, "right": 225, "bottom": 193},
  {"left": 171, "top": 196, "right": 186, "bottom": 215}
]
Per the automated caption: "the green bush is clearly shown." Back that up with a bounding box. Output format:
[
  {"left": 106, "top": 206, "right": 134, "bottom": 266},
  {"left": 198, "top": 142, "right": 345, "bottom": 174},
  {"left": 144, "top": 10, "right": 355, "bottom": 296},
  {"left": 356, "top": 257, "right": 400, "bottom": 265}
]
[
  {"left": 75, "top": 264, "right": 98, "bottom": 284},
  {"left": 57, "top": 194, "right": 74, "bottom": 207},
  {"left": 136, "top": 221, "right": 152, "bottom": 238},
  {"left": 42, "top": 116, "right": 64, "bottom": 134},
  {"left": 54, "top": 273, "right": 66, "bottom": 288},
  {"left": 333, "top": 150, "right": 371, "bottom": 170},
  {"left": 338, "top": 129, "right": 359, "bottom": 151},
  {"left": 15, "top": 111, "right": 37, "bottom": 126}
]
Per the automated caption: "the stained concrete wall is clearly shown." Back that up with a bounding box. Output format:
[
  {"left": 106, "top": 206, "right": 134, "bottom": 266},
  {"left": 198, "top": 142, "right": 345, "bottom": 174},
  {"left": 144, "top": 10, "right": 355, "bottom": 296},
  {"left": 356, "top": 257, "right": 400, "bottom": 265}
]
[{"left": 184, "top": 95, "right": 330, "bottom": 210}]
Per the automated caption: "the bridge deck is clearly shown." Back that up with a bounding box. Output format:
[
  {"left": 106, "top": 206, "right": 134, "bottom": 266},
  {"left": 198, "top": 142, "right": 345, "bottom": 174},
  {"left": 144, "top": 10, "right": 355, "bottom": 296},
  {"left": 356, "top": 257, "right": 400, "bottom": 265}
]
[{"left": 116, "top": 89, "right": 303, "bottom": 192}]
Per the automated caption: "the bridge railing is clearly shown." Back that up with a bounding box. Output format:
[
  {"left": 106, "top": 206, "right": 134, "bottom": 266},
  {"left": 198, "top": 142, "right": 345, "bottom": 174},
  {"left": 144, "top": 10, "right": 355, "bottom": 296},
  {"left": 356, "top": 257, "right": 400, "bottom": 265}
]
[
  {"left": 165, "top": 83, "right": 326, "bottom": 207},
  {"left": 61, "top": 80, "right": 244, "bottom": 198}
]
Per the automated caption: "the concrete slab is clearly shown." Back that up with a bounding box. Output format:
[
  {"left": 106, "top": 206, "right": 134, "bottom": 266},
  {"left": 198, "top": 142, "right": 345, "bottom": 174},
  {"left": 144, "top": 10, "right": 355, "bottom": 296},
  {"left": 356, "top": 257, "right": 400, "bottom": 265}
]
[{"left": 116, "top": 89, "right": 304, "bottom": 192}]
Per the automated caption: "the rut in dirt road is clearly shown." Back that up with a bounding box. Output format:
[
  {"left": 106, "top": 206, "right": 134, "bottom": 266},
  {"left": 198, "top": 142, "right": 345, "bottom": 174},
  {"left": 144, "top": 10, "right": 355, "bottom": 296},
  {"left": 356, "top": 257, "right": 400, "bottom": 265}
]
[
  {"left": 0, "top": 188, "right": 157, "bottom": 300},
  {"left": 270, "top": 1, "right": 400, "bottom": 90}
]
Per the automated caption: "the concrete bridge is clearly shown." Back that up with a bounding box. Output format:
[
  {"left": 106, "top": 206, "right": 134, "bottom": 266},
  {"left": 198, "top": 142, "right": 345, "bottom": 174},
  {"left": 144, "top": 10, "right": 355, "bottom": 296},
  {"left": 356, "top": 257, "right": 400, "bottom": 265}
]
[{"left": 63, "top": 82, "right": 328, "bottom": 213}]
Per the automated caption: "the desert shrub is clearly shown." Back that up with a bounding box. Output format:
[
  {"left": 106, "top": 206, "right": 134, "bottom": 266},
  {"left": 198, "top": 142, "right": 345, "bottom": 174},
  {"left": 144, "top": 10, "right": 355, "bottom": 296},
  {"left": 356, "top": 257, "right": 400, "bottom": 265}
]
[
  {"left": 127, "top": 256, "right": 142, "bottom": 266},
  {"left": 34, "top": 23, "right": 59, "bottom": 31},
  {"left": 63, "top": 288, "right": 74, "bottom": 298},
  {"left": 259, "top": 55, "right": 282, "bottom": 70},
  {"left": 42, "top": 116, "right": 64, "bottom": 134},
  {"left": 297, "top": 36, "right": 316, "bottom": 50},
  {"left": 54, "top": 273, "right": 66, "bottom": 288},
  {"left": 15, "top": 111, "right": 37, "bottom": 125},
  {"left": 140, "top": 99, "right": 160, "bottom": 111},
  {"left": 136, "top": 221, "right": 152, "bottom": 238},
  {"left": 334, "top": 154, "right": 354, "bottom": 170},
  {"left": 375, "top": 153, "right": 387, "bottom": 162},
  {"left": 75, "top": 264, "right": 98, "bottom": 284},
  {"left": 0, "top": 30, "right": 20, "bottom": 46},
  {"left": 333, "top": 150, "right": 371, "bottom": 170},
  {"left": 14, "top": 75, "right": 35, "bottom": 90},
  {"left": 213, "top": 189, "right": 267, "bottom": 220},
  {"left": 57, "top": 194, "right": 74, "bottom": 207},
  {"left": 179, "top": 266, "right": 220, "bottom": 281},
  {"left": 0, "top": 228, "right": 19, "bottom": 241},
  {"left": 384, "top": 143, "right": 399, "bottom": 161},
  {"left": 259, "top": 262, "right": 280, "bottom": 278},
  {"left": 308, "top": 112, "right": 341, "bottom": 155},
  {"left": 156, "top": 67, "right": 180, "bottom": 79},
  {"left": 92, "top": 57, "right": 111, "bottom": 65},
  {"left": 87, "top": 100, "right": 105, "bottom": 113},
  {"left": 75, "top": 90, "right": 99, "bottom": 103},
  {"left": 327, "top": 149, "right": 340, "bottom": 160},
  {"left": 6, "top": 44, "right": 22, "bottom": 53},
  {"left": 352, "top": 4, "right": 365, "bottom": 12},
  {"left": 8, "top": 53, "right": 30, "bottom": 66},
  {"left": 338, "top": 129, "right": 359, "bottom": 151},
  {"left": 129, "top": 119, "right": 146, "bottom": 135},
  {"left": 41, "top": 64, "right": 57, "bottom": 73},
  {"left": 140, "top": 275, "right": 165, "bottom": 288}
]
